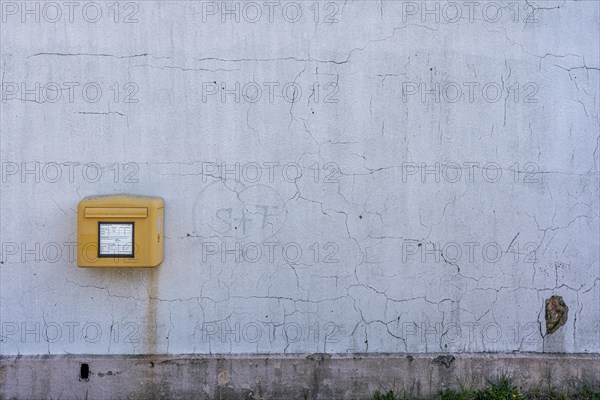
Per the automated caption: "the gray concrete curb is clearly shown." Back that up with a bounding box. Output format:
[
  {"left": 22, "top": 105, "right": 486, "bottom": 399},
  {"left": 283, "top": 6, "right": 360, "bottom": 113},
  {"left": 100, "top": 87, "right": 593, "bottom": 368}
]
[{"left": 1, "top": 353, "right": 599, "bottom": 399}]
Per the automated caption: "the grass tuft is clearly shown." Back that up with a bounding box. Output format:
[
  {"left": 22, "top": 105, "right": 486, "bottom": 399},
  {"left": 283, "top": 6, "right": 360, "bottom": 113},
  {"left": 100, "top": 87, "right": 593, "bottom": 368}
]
[
  {"left": 372, "top": 390, "right": 399, "bottom": 400},
  {"left": 371, "top": 377, "right": 600, "bottom": 400}
]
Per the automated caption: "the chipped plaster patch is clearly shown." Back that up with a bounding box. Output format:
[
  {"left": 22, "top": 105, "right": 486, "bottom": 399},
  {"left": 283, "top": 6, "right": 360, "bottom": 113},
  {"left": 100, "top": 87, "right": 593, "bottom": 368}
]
[{"left": 545, "top": 296, "right": 569, "bottom": 335}]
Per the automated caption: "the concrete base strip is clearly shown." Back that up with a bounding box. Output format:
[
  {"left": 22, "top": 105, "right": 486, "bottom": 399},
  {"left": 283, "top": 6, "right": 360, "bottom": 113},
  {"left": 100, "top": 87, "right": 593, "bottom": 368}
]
[{"left": 1, "top": 353, "right": 599, "bottom": 399}]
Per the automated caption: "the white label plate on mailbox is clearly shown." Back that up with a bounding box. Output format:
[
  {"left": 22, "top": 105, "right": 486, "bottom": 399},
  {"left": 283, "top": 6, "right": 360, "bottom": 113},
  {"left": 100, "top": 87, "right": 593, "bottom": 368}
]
[{"left": 99, "top": 222, "right": 134, "bottom": 257}]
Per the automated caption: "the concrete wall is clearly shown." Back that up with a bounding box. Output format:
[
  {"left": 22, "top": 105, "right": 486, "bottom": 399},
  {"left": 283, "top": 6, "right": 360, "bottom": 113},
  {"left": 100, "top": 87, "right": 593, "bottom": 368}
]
[
  {"left": 2, "top": 354, "right": 600, "bottom": 399},
  {"left": 1, "top": 0, "right": 599, "bottom": 359}
]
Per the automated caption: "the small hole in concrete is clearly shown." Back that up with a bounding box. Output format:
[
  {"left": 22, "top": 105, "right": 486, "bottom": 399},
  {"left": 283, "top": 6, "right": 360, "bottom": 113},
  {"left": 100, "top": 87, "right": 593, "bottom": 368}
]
[{"left": 80, "top": 363, "right": 90, "bottom": 381}]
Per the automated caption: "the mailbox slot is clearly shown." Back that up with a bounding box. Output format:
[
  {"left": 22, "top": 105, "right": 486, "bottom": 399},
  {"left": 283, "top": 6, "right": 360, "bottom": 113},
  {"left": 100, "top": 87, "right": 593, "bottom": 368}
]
[{"left": 85, "top": 207, "right": 148, "bottom": 218}]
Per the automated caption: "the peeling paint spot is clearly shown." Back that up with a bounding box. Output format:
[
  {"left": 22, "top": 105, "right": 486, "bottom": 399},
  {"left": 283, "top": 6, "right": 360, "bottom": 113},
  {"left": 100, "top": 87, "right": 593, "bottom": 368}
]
[
  {"left": 306, "top": 353, "right": 332, "bottom": 361},
  {"left": 433, "top": 355, "right": 455, "bottom": 368},
  {"left": 217, "top": 371, "right": 230, "bottom": 386},
  {"left": 545, "top": 296, "right": 569, "bottom": 334}
]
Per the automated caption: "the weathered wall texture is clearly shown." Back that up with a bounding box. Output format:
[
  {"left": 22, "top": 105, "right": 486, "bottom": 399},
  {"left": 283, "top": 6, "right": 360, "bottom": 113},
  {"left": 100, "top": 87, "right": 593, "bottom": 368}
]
[
  {"left": 1, "top": 0, "right": 599, "bottom": 358},
  {"left": 2, "top": 354, "right": 600, "bottom": 399}
]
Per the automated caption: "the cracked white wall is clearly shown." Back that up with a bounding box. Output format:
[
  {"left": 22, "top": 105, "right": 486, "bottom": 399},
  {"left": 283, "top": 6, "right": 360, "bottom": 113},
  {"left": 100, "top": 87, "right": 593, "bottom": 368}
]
[{"left": 0, "top": 0, "right": 598, "bottom": 356}]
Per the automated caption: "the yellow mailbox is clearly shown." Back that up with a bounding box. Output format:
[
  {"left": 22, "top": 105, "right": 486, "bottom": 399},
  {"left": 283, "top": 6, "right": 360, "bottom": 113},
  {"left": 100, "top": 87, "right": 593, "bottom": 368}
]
[{"left": 77, "top": 194, "right": 164, "bottom": 267}]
